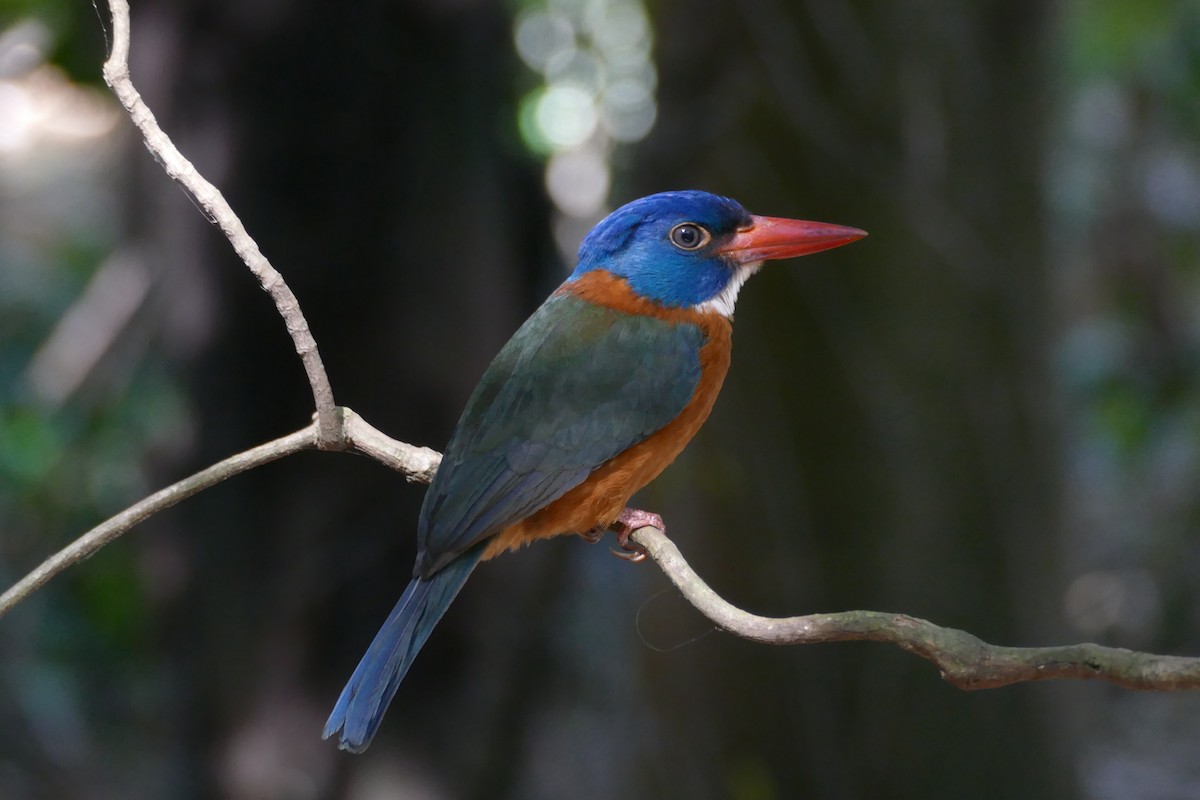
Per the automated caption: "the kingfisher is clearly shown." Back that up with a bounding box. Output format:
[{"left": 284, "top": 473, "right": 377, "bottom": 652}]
[{"left": 324, "top": 190, "right": 865, "bottom": 751}]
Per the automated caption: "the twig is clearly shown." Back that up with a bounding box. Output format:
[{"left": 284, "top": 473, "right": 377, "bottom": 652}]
[
  {"left": 0, "top": 425, "right": 318, "bottom": 619},
  {"left": 0, "top": 408, "right": 448, "bottom": 620},
  {"left": 340, "top": 408, "right": 441, "bottom": 483},
  {"left": 99, "top": 0, "right": 341, "bottom": 447},
  {"left": 630, "top": 526, "right": 1200, "bottom": 691}
]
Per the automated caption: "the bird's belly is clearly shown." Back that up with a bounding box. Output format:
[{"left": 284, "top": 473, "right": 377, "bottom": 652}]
[{"left": 482, "top": 315, "right": 731, "bottom": 560}]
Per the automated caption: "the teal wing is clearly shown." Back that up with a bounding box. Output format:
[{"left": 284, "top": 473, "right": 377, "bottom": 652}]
[{"left": 415, "top": 292, "right": 705, "bottom": 577}]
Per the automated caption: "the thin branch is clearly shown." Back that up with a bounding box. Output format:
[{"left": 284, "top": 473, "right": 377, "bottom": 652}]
[
  {"left": 99, "top": 0, "right": 341, "bottom": 447},
  {"left": 0, "top": 408, "right": 451, "bottom": 619},
  {"left": 340, "top": 407, "right": 441, "bottom": 483},
  {"left": 630, "top": 526, "right": 1200, "bottom": 691},
  {"left": 0, "top": 425, "right": 318, "bottom": 619},
  {"left": 5, "top": 399, "right": 1200, "bottom": 693}
]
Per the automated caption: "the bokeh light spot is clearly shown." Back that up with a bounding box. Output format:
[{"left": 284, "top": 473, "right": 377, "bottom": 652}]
[
  {"left": 535, "top": 83, "right": 598, "bottom": 149},
  {"left": 514, "top": 10, "right": 576, "bottom": 72},
  {"left": 545, "top": 146, "right": 610, "bottom": 217}
]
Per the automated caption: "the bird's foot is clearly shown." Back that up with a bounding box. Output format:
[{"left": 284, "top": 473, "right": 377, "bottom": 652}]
[
  {"left": 579, "top": 525, "right": 605, "bottom": 544},
  {"left": 579, "top": 508, "right": 663, "bottom": 561},
  {"left": 607, "top": 507, "right": 663, "bottom": 563}
]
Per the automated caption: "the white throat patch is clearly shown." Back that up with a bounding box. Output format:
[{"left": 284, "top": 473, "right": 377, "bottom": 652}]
[{"left": 694, "top": 262, "right": 762, "bottom": 318}]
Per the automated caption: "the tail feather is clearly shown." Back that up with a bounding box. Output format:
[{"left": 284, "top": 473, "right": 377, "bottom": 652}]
[{"left": 324, "top": 547, "right": 484, "bottom": 752}]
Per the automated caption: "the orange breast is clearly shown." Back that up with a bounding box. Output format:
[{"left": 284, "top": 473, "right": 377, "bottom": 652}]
[{"left": 482, "top": 272, "right": 732, "bottom": 560}]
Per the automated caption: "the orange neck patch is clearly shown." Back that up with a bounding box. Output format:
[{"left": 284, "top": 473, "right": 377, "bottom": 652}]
[{"left": 558, "top": 270, "right": 726, "bottom": 329}]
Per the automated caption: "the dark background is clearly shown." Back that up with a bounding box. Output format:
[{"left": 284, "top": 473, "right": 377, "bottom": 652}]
[{"left": 3, "top": 0, "right": 1200, "bottom": 797}]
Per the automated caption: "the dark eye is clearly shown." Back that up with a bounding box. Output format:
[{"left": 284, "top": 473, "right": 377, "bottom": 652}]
[{"left": 669, "top": 222, "right": 711, "bottom": 251}]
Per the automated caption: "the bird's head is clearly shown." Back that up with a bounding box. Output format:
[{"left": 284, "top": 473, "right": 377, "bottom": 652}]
[{"left": 570, "top": 190, "right": 866, "bottom": 316}]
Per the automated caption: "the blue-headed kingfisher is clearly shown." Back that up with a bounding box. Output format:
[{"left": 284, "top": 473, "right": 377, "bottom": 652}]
[{"left": 324, "top": 190, "right": 865, "bottom": 751}]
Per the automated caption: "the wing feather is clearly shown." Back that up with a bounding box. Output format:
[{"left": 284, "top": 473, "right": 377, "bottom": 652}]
[{"left": 415, "top": 292, "right": 704, "bottom": 575}]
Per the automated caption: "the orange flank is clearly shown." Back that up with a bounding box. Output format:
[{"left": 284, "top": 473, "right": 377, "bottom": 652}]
[{"left": 481, "top": 271, "right": 733, "bottom": 560}]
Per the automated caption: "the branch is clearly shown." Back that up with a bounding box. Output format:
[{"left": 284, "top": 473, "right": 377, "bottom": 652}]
[
  {"left": 340, "top": 408, "right": 441, "bottom": 482},
  {"left": 630, "top": 526, "right": 1200, "bottom": 691},
  {"left": 0, "top": 425, "right": 318, "bottom": 619},
  {"left": 99, "top": 0, "right": 341, "bottom": 447},
  {"left": 9, "top": 397, "right": 1199, "bottom": 694}
]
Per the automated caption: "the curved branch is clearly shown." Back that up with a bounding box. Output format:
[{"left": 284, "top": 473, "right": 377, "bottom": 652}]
[
  {"left": 0, "top": 425, "right": 318, "bottom": 619},
  {"left": 5, "top": 407, "right": 1200, "bottom": 694},
  {"left": 99, "top": 0, "right": 340, "bottom": 447},
  {"left": 630, "top": 526, "right": 1200, "bottom": 691}
]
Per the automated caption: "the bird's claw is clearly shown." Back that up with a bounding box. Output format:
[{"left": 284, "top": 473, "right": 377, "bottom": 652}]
[
  {"left": 608, "top": 544, "right": 647, "bottom": 563},
  {"left": 607, "top": 507, "right": 664, "bottom": 563},
  {"left": 610, "top": 520, "right": 650, "bottom": 562},
  {"left": 579, "top": 507, "right": 662, "bottom": 562},
  {"left": 579, "top": 525, "right": 605, "bottom": 544}
]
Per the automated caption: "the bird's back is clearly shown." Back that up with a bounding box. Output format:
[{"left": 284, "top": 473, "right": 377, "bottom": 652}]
[{"left": 414, "top": 273, "right": 731, "bottom": 577}]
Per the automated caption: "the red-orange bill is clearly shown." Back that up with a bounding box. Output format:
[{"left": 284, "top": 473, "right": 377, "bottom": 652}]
[{"left": 717, "top": 215, "right": 867, "bottom": 263}]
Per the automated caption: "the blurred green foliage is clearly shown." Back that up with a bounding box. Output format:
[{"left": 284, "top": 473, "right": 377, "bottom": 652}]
[
  {"left": 1057, "top": 0, "right": 1200, "bottom": 462},
  {"left": 0, "top": 14, "right": 188, "bottom": 788},
  {"left": 1066, "top": 0, "right": 1200, "bottom": 87},
  {"left": 0, "top": 0, "right": 104, "bottom": 82}
]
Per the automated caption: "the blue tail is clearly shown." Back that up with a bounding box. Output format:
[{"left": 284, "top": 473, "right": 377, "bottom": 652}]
[{"left": 323, "top": 547, "right": 484, "bottom": 752}]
